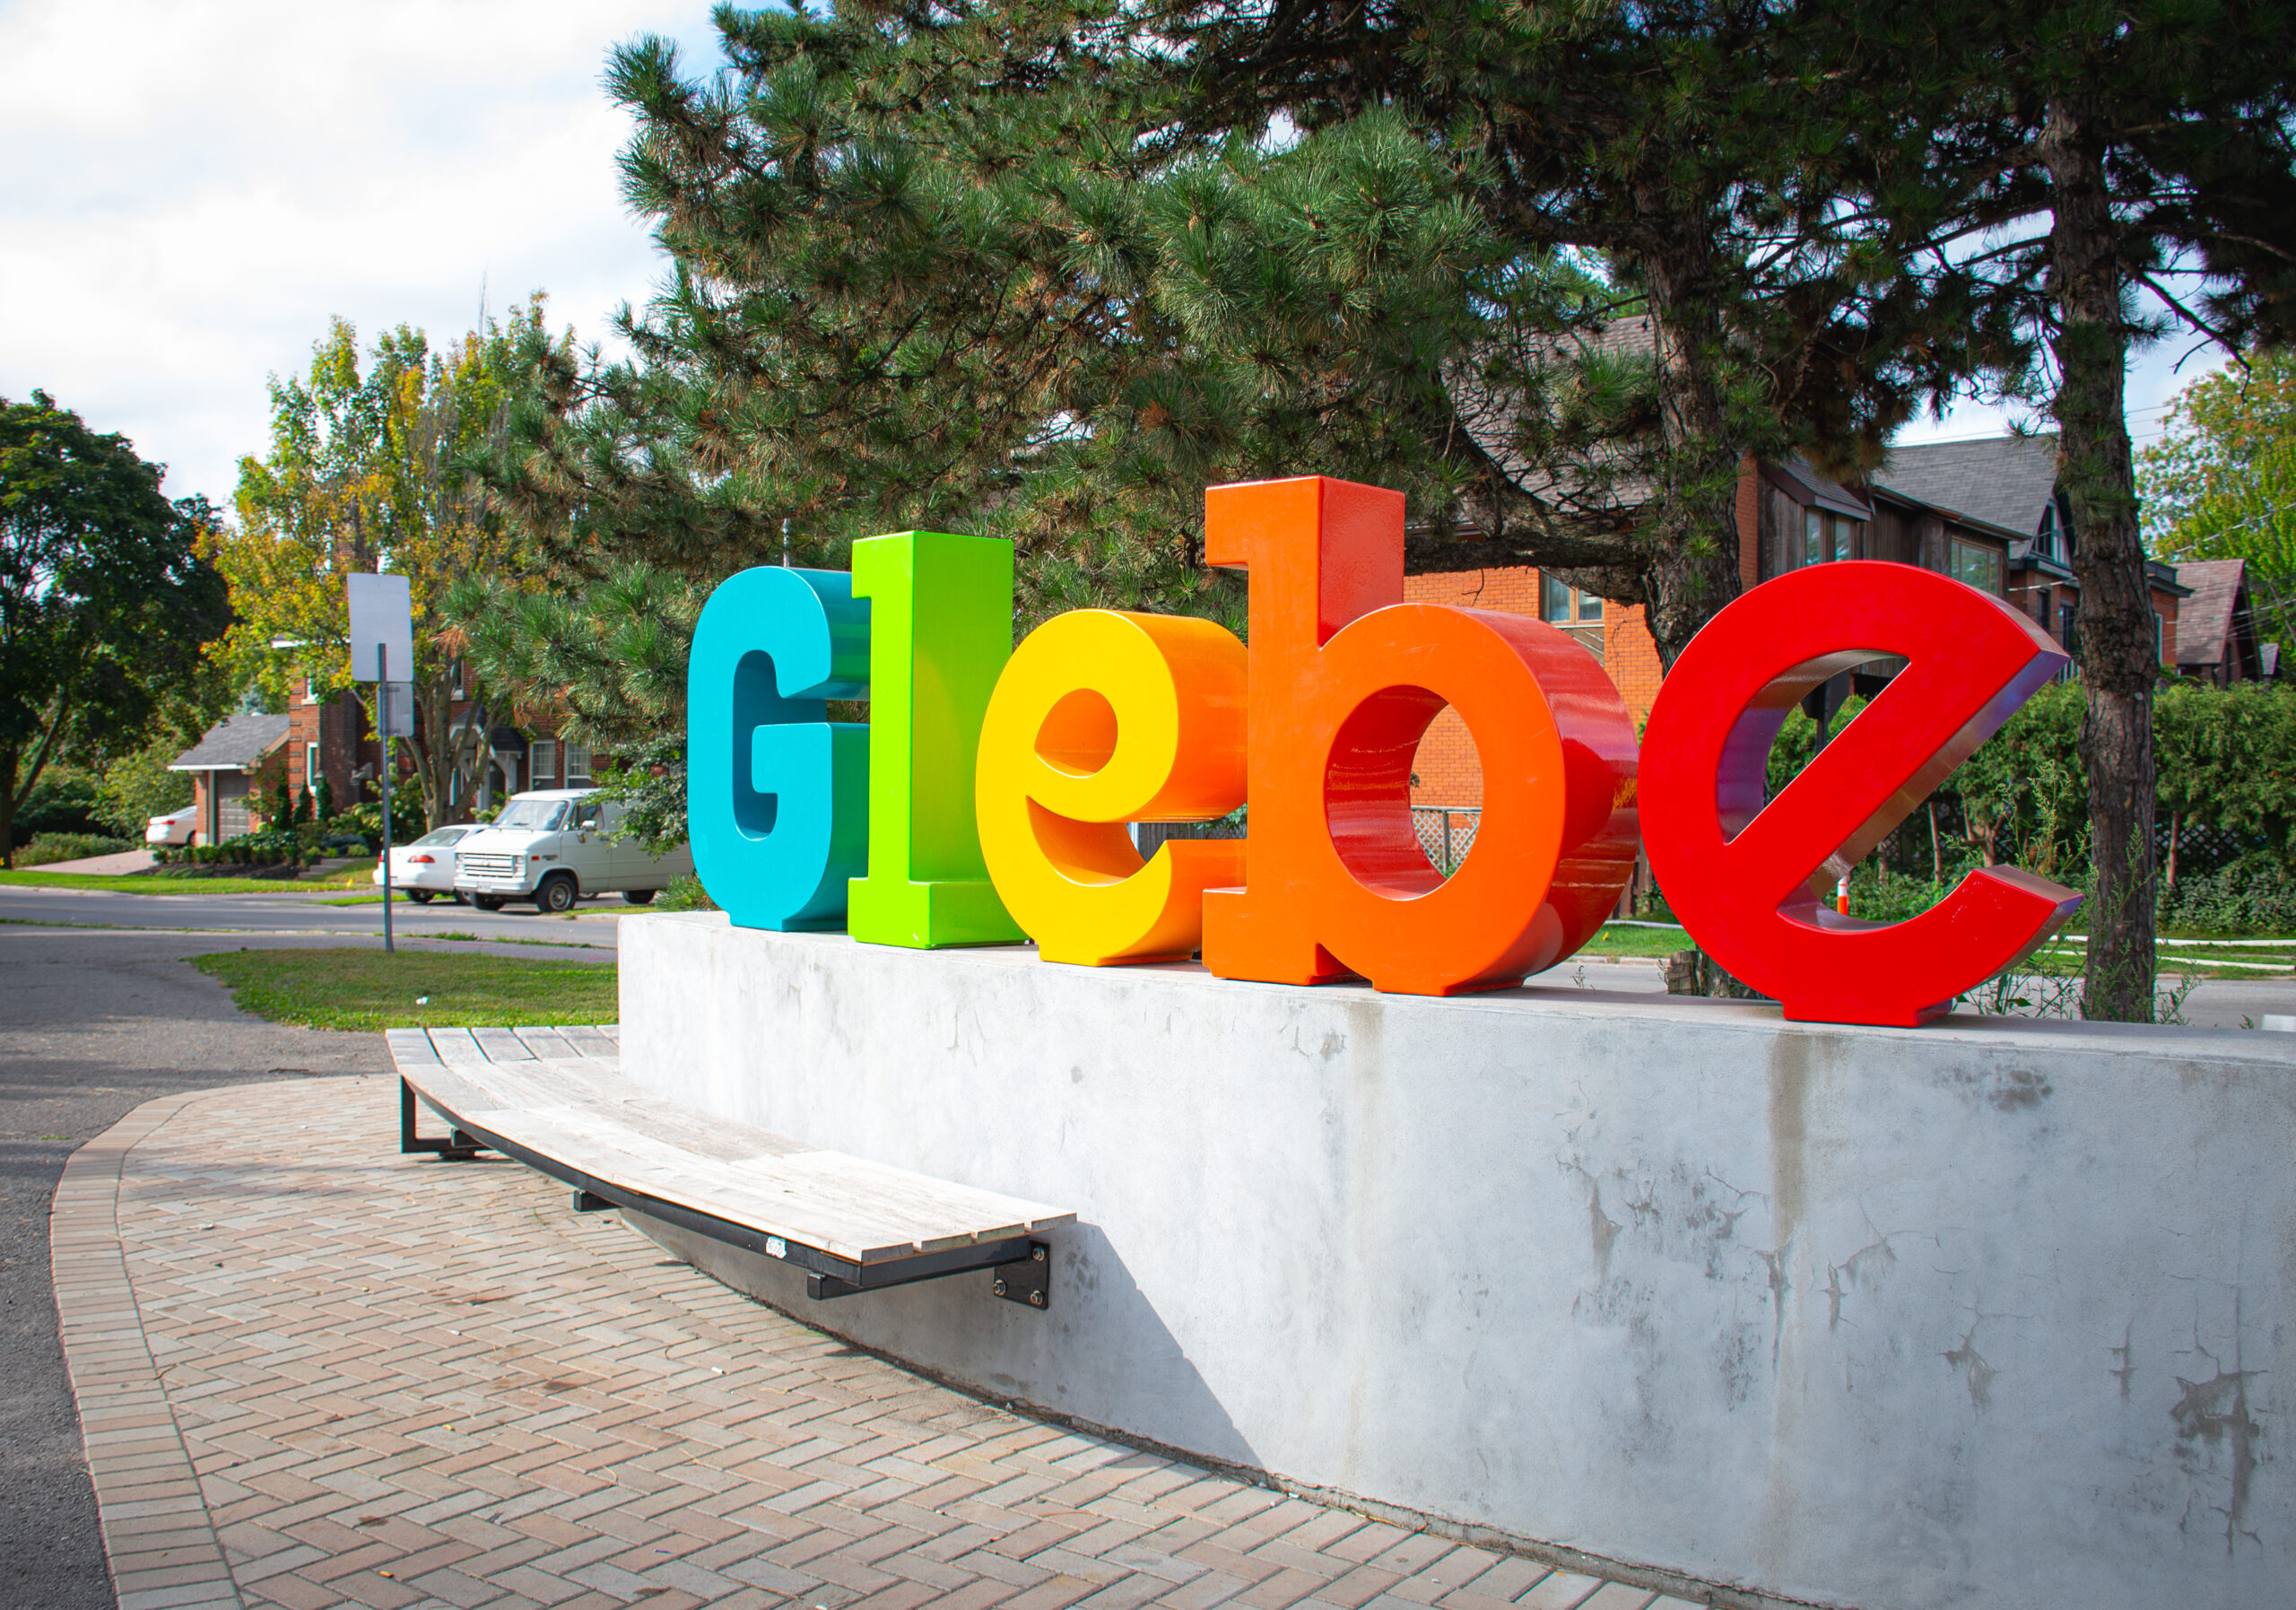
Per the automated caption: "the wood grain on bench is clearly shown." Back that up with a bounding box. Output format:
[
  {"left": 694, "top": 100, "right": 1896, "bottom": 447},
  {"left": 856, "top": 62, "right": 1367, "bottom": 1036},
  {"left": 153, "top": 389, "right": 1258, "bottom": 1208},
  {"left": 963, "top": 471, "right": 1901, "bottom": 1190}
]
[{"left": 386, "top": 1025, "right": 1073, "bottom": 1267}]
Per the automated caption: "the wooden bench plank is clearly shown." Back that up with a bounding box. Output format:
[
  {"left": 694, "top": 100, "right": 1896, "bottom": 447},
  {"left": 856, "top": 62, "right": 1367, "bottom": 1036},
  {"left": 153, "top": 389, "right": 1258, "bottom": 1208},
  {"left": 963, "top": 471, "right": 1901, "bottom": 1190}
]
[
  {"left": 426, "top": 1027, "right": 485, "bottom": 1066},
  {"left": 392, "top": 1034, "right": 1072, "bottom": 1270},
  {"left": 385, "top": 1027, "right": 441, "bottom": 1068},
  {"left": 450, "top": 1101, "right": 1054, "bottom": 1263},
  {"left": 557, "top": 1025, "right": 617, "bottom": 1060},
  {"left": 514, "top": 1027, "right": 575, "bottom": 1061},
  {"left": 473, "top": 1027, "right": 534, "bottom": 1064}
]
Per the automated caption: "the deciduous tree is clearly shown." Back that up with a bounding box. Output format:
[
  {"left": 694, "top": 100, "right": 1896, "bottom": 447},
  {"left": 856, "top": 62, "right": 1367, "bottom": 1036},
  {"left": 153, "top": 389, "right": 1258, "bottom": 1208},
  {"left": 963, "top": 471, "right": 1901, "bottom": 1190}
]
[
  {"left": 0, "top": 392, "right": 229, "bottom": 866},
  {"left": 211, "top": 303, "right": 564, "bottom": 831},
  {"left": 2143, "top": 346, "right": 2296, "bottom": 629}
]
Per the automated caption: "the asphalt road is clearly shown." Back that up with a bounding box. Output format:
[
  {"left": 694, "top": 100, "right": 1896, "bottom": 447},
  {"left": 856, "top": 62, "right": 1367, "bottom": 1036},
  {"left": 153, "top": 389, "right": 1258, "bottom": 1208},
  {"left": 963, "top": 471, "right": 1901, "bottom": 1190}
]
[
  {"left": 0, "top": 883, "right": 631, "bottom": 948},
  {"left": 0, "top": 929, "right": 404, "bottom": 1609}
]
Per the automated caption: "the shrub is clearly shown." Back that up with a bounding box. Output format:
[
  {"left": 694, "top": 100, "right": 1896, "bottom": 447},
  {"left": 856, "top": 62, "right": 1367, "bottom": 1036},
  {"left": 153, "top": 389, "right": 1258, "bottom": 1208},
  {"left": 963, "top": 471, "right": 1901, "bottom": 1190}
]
[
  {"left": 2157, "top": 851, "right": 2296, "bottom": 935},
  {"left": 212, "top": 826, "right": 310, "bottom": 868},
  {"left": 13, "top": 831, "right": 138, "bottom": 866},
  {"left": 657, "top": 874, "right": 717, "bottom": 912},
  {"left": 94, "top": 738, "right": 196, "bottom": 839},
  {"left": 11, "top": 765, "right": 106, "bottom": 846}
]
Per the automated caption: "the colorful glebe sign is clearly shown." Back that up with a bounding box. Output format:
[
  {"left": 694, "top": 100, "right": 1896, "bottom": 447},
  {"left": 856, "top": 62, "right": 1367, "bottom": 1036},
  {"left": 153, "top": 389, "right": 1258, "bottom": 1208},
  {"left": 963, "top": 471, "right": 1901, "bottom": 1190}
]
[
  {"left": 688, "top": 475, "right": 2081, "bottom": 1025},
  {"left": 1197, "top": 477, "right": 1640, "bottom": 995},
  {"left": 1639, "top": 561, "right": 2080, "bottom": 1025}
]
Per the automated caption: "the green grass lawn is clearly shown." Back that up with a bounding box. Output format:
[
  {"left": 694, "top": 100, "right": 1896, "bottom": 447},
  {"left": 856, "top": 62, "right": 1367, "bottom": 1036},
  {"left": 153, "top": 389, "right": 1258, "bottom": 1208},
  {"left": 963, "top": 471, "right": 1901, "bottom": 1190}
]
[
  {"left": 0, "top": 867, "right": 368, "bottom": 895},
  {"left": 1579, "top": 921, "right": 1693, "bottom": 957},
  {"left": 2037, "top": 934, "right": 2294, "bottom": 979},
  {"left": 193, "top": 947, "right": 617, "bottom": 1031},
  {"left": 1584, "top": 921, "right": 2293, "bottom": 975}
]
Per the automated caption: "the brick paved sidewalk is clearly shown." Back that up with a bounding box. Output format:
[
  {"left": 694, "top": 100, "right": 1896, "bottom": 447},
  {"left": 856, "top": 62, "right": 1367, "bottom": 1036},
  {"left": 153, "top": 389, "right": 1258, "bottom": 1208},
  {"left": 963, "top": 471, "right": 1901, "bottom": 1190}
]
[{"left": 54, "top": 1075, "right": 1700, "bottom": 1610}]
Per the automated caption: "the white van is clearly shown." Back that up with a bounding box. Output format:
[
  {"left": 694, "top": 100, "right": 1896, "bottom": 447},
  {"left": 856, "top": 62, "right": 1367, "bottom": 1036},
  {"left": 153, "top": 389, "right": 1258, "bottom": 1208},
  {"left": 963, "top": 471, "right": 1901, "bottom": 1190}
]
[{"left": 452, "top": 788, "right": 694, "bottom": 913}]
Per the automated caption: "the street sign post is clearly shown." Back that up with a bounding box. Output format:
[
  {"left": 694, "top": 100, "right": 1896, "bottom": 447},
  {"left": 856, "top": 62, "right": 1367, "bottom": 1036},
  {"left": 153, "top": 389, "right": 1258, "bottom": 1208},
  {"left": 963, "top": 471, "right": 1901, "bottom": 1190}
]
[{"left": 345, "top": 574, "right": 413, "bottom": 954}]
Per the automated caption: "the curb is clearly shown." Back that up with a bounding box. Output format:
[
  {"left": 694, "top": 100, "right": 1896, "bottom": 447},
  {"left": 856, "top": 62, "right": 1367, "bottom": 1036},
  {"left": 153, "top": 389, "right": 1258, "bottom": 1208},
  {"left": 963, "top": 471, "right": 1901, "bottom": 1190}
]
[{"left": 51, "top": 1091, "right": 246, "bottom": 1610}]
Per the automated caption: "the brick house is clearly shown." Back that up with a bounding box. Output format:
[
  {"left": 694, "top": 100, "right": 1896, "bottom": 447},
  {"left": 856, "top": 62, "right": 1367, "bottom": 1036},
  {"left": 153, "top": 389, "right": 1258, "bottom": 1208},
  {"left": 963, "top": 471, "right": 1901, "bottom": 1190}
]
[
  {"left": 169, "top": 713, "right": 290, "bottom": 843},
  {"left": 1404, "top": 432, "right": 2202, "bottom": 813},
  {"left": 2169, "top": 559, "right": 2268, "bottom": 685},
  {"left": 280, "top": 666, "right": 590, "bottom": 825}
]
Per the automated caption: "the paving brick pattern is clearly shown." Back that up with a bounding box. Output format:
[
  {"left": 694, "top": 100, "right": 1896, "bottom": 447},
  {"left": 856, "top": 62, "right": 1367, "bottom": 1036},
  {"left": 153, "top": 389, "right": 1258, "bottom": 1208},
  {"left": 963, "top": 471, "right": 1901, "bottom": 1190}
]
[{"left": 57, "top": 1075, "right": 1700, "bottom": 1610}]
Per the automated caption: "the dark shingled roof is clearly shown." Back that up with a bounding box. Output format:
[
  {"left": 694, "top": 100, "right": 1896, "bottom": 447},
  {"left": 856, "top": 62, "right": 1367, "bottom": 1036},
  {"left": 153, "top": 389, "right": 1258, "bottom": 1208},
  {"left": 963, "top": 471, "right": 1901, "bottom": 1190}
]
[
  {"left": 169, "top": 713, "right": 291, "bottom": 771},
  {"left": 1873, "top": 433, "right": 2061, "bottom": 539},
  {"left": 2173, "top": 559, "right": 2248, "bottom": 669}
]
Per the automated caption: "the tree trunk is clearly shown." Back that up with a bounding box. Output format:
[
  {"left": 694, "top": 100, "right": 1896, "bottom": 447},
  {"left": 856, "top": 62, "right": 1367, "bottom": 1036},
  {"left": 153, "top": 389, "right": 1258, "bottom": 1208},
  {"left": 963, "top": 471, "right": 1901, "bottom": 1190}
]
[
  {"left": 0, "top": 747, "right": 15, "bottom": 870},
  {"left": 1637, "top": 273, "right": 1747, "bottom": 670},
  {"left": 2040, "top": 93, "right": 2157, "bottom": 1023}
]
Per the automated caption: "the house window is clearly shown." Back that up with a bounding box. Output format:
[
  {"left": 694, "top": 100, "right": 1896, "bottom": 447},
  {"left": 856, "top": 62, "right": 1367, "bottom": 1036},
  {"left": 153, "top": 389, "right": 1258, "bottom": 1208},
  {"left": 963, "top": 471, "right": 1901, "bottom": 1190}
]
[
  {"left": 564, "top": 743, "right": 593, "bottom": 784},
  {"left": 1801, "top": 509, "right": 1857, "bottom": 566},
  {"left": 531, "top": 739, "right": 557, "bottom": 785},
  {"left": 2038, "top": 498, "right": 2074, "bottom": 563},
  {"left": 1949, "top": 539, "right": 2003, "bottom": 595},
  {"left": 1539, "top": 573, "right": 1604, "bottom": 623},
  {"left": 304, "top": 742, "right": 320, "bottom": 802}
]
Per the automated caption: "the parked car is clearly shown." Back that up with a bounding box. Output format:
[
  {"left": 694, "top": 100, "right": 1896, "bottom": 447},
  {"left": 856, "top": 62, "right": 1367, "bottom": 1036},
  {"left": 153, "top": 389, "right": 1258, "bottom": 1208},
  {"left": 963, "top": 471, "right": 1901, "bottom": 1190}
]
[
  {"left": 373, "top": 824, "right": 476, "bottom": 903},
  {"left": 145, "top": 805, "right": 198, "bottom": 847},
  {"left": 452, "top": 789, "right": 694, "bottom": 913}
]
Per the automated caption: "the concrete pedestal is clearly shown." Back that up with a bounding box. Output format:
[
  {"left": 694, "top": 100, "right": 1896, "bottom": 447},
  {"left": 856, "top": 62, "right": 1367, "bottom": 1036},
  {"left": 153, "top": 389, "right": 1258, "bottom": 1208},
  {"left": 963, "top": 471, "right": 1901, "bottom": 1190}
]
[{"left": 621, "top": 912, "right": 2296, "bottom": 1610}]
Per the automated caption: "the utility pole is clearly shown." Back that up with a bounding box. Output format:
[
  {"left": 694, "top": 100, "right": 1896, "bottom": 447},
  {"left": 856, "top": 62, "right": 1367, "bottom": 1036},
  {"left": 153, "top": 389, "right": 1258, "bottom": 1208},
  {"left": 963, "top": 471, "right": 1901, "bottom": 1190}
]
[
  {"left": 379, "top": 643, "right": 395, "bottom": 954},
  {"left": 346, "top": 571, "right": 413, "bottom": 959}
]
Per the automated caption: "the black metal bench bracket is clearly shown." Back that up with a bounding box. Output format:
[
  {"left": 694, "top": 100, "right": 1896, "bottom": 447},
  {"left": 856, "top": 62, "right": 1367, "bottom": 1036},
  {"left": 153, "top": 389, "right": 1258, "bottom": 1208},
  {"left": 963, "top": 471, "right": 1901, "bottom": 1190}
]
[
  {"left": 401, "top": 1078, "right": 481, "bottom": 1161},
  {"left": 991, "top": 1242, "right": 1052, "bottom": 1310}
]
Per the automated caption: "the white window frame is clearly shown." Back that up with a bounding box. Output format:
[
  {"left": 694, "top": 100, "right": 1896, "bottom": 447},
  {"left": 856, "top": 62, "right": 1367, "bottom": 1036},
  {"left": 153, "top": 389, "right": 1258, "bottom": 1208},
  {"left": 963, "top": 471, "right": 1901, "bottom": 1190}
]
[
  {"left": 531, "top": 739, "right": 557, "bottom": 785},
  {"left": 564, "top": 742, "right": 593, "bottom": 783}
]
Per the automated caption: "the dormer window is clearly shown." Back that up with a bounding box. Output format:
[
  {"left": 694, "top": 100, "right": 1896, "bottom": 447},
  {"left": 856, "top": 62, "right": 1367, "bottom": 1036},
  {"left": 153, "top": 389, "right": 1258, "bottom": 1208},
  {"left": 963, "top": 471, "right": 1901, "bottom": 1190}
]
[{"left": 2038, "top": 493, "right": 2075, "bottom": 563}]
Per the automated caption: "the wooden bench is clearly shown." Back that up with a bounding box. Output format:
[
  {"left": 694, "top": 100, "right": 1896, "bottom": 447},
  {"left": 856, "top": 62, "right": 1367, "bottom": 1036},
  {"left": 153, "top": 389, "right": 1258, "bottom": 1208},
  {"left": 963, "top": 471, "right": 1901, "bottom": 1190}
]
[{"left": 385, "top": 1025, "right": 1074, "bottom": 1306}]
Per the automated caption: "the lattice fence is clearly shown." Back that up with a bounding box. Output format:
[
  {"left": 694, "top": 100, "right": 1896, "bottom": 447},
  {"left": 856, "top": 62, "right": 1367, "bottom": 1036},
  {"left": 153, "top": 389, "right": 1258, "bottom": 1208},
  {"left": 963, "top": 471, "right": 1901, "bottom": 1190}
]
[{"left": 1412, "top": 807, "right": 1481, "bottom": 875}]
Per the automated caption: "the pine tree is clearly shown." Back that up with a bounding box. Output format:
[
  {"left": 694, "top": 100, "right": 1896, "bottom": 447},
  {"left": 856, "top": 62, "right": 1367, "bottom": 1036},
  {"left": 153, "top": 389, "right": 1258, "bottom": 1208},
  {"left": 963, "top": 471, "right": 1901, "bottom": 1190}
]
[
  {"left": 1882, "top": 0, "right": 2296, "bottom": 1019},
  {"left": 1116, "top": 0, "right": 2036, "bottom": 660}
]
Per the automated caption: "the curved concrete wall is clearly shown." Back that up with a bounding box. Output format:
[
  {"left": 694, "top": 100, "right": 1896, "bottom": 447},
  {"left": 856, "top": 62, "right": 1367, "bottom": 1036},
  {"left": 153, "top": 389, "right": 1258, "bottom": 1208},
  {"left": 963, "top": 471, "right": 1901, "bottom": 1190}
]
[{"left": 620, "top": 912, "right": 2295, "bottom": 1610}]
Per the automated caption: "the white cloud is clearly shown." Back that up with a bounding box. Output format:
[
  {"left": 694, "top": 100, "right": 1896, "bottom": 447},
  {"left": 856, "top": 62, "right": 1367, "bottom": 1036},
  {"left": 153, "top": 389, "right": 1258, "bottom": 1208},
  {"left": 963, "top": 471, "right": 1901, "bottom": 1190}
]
[{"left": 0, "top": 0, "right": 724, "bottom": 508}]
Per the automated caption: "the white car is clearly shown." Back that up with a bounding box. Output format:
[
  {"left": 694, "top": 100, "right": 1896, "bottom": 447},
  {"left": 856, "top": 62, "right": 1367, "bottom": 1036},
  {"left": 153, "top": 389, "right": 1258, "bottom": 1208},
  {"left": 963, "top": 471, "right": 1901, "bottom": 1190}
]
[
  {"left": 145, "top": 805, "right": 198, "bottom": 846},
  {"left": 453, "top": 788, "right": 693, "bottom": 913},
  {"left": 374, "top": 825, "right": 476, "bottom": 903}
]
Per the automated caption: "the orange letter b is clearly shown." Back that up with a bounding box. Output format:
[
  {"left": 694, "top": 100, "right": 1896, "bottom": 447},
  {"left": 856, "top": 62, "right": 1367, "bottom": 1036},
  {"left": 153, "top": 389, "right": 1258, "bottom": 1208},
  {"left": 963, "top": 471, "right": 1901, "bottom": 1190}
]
[{"left": 1201, "top": 476, "right": 1639, "bottom": 996}]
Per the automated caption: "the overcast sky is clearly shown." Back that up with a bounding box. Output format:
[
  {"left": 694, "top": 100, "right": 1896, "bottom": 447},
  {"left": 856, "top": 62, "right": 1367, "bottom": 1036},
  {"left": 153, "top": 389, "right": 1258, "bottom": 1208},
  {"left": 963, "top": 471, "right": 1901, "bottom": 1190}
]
[
  {"left": 0, "top": 1, "right": 723, "bottom": 510},
  {"left": 0, "top": 1, "right": 2225, "bottom": 514}
]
